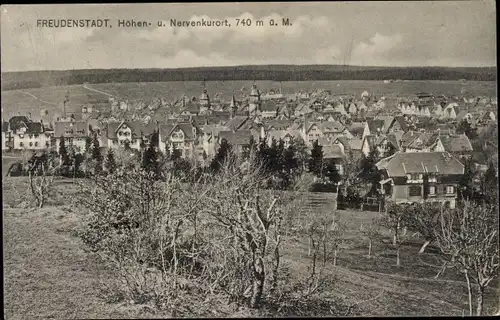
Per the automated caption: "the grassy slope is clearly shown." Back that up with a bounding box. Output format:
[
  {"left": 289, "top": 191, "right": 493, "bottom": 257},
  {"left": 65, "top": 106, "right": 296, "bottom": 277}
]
[{"left": 3, "top": 177, "right": 499, "bottom": 318}]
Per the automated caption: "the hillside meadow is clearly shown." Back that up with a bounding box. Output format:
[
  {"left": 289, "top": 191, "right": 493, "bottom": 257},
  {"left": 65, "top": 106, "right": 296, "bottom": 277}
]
[{"left": 3, "top": 176, "right": 498, "bottom": 318}]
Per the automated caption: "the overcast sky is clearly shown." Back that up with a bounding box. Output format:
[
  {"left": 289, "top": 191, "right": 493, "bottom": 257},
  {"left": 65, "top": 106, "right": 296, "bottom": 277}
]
[{"left": 1, "top": 2, "right": 496, "bottom": 72}]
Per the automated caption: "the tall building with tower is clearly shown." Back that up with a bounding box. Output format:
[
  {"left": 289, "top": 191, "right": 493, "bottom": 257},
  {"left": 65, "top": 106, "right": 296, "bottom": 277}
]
[
  {"left": 248, "top": 82, "right": 261, "bottom": 116},
  {"left": 199, "top": 81, "right": 211, "bottom": 114}
]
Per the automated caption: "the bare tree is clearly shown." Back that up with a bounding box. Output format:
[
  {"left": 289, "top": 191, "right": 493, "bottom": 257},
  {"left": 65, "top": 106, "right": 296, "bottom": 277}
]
[
  {"left": 329, "top": 211, "right": 347, "bottom": 267},
  {"left": 359, "top": 220, "right": 381, "bottom": 259},
  {"left": 200, "top": 156, "right": 285, "bottom": 308},
  {"left": 27, "top": 158, "right": 56, "bottom": 209},
  {"left": 434, "top": 201, "right": 499, "bottom": 316},
  {"left": 377, "top": 202, "right": 411, "bottom": 267},
  {"left": 400, "top": 202, "right": 441, "bottom": 253}
]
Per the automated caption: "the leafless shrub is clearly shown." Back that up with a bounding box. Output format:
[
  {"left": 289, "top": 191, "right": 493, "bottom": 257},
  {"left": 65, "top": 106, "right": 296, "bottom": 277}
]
[
  {"left": 76, "top": 168, "right": 199, "bottom": 312},
  {"left": 28, "top": 161, "right": 56, "bottom": 209},
  {"left": 433, "top": 201, "right": 499, "bottom": 316},
  {"left": 199, "top": 156, "right": 285, "bottom": 308}
]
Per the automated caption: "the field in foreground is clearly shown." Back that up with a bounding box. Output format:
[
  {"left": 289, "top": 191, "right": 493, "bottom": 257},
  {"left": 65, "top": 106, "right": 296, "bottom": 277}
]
[{"left": 3, "top": 177, "right": 499, "bottom": 318}]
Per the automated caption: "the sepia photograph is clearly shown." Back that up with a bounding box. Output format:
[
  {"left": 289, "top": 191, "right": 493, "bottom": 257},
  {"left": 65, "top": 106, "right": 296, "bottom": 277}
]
[{"left": 1, "top": 1, "right": 498, "bottom": 318}]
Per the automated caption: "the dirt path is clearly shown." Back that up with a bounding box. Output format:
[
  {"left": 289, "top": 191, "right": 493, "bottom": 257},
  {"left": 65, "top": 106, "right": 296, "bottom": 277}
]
[
  {"left": 18, "top": 90, "right": 59, "bottom": 106},
  {"left": 82, "top": 84, "right": 114, "bottom": 97}
]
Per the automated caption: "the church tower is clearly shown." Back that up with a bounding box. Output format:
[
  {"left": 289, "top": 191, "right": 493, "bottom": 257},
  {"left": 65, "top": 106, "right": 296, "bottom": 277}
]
[
  {"left": 199, "top": 80, "right": 211, "bottom": 111},
  {"left": 248, "top": 82, "right": 261, "bottom": 116},
  {"left": 230, "top": 90, "right": 238, "bottom": 118}
]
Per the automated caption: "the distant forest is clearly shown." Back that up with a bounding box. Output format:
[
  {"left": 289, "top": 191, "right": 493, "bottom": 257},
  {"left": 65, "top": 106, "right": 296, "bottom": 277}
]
[{"left": 1, "top": 65, "right": 496, "bottom": 90}]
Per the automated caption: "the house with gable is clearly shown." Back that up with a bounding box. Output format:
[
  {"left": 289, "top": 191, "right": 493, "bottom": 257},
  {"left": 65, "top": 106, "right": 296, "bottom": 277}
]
[
  {"left": 348, "top": 102, "right": 358, "bottom": 115},
  {"left": 441, "top": 103, "right": 459, "bottom": 120},
  {"left": 361, "top": 133, "right": 400, "bottom": 158},
  {"left": 8, "top": 116, "right": 51, "bottom": 151},
  {"left": 431, "top": 134, "right": 473, "bottom": 160},
  {"left": 478, "top": 110, "right": 497, "bottom": 124},
  {"left": 319, "top": 120, "right": 347, "bottom": 140},
  {"left": 376, "top": 151, "right": 465, "bottom": 208},
  {"left": 375, "top": 115, "right": 396, "bottom": 134},
  {"left": 159, "top": 122, "right": 201, "bottom": 158},
  {"left": 401, "top": 131, "right": 439, "bottom": 152},
  {"left": 107, "top": 120, "right": 157, "bottom": 151},
  {"left": 332, "top": 135, "right": 363, "bottom": 158},
  {"left": 347, "top": 121, "right": 369, "bottom": 140},
  {"left": 333, "top": 101, "right": 348, "bottom": 116},
  {"left": 54, "top": 121, "right": 90, "bottom": 153},
  {"left": 198, "top": 125, "right": 231, "bottom": 160},
  {"left": 303, "top": 121, "right": 324, "bottom": 145},
  {"left": 260, "top": 100, "right": 279, "bottom": 119},
  {"left": 218, "top": 130, "right": 259, "bottom": 157},
  {"left": 266, "top": 129, "right": 301, "bottom": 148},
  {"left": 322, "top": 144, "right": 346, "bottom": 175},
  {"left": 366, "top": 119, "right": 386, "bottom": 136},
  {"left": 391, "top": 116, "right": 410, "bottom": 133}
]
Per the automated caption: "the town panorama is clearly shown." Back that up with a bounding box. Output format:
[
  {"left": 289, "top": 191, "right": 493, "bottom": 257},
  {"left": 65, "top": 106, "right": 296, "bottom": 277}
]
[{"left": 2, "top": 2, "right": 498, "bottom": 319}]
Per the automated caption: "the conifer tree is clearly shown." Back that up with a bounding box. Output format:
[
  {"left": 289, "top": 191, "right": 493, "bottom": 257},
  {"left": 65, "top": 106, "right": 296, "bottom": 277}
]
[
  {"left": 324, "top": 161, "right": 341, "bottom": 185},
  {"left": 308, "top": 140, "right": 324, "bottom": 178},
  {"left": 105, "top": 149, "right": 117, "bottom": 174},
  {"left": 90, "top": 134, "right": 102, "bottom": 174},
  {"left": 459, "top": 158, "right": 476, "bottom": 200},
  {"left": 482, "top": 161, "right": 498, "bottom": 203},
  {"left": 85, "top": 136, "right": 92, "bottom": 153},
  {"left": 267, "top": 138, "right": 280, "bottom": 174},
  {"left": 142, "top": 144, "right": 159, "bottom": 178},
  {"left": 210, "top": 138, "right": 233, "bottom": 173},
  {"left": 58, "top": 136, "right": 70, "bottom": 166},
  {"left": 255, "top": 138, "right": 270, "bottom": 172}
]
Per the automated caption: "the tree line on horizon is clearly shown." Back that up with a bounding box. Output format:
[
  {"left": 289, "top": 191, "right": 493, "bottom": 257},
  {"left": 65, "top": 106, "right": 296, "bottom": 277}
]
[{"left": 1, "top": 66, "right": 496, "bottom": 90}]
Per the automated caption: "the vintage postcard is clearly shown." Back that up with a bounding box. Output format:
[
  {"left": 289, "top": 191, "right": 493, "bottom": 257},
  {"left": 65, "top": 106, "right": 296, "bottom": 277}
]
[{"left": 1, "top": 2, "right": 498, "bottom": 318}]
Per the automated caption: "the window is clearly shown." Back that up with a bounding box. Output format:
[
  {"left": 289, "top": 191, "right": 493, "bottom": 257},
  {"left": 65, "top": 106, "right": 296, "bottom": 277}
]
[
  {"left": 29, "top": 142, "right": 33, "bottom": 147},
  {"left": 45, "top": 141, "right": 50, "bottom": 147},
  {"left": 428, "top": 186, "right": 436, "bottom": 195},
  {"left": 446, "top": 186, "right": 454, "bottom": 194},
  {"left": 409, "top": 186, "right": 422, "bottom": 197},
  {"left": 35, "top": 142, "right": 39, "bottom": 147},
  {"left": 20, "top": 142, "right": 24, "bottom": 147},
  {"left": 5, "top": 141, "right": 9, "bottom": 147},
  {"left": 407, "top": 173, "right": 422, "bottom": 181}
]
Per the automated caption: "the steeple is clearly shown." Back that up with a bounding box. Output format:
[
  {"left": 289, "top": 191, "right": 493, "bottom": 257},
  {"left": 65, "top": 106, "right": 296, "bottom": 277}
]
[
  {"left": 249, "top": 81, "right": 261, "bottom": 116},
  {"left": 230, "top": 89, "right": 238, "bottom": 119},
  {"left": 230, "top": 88, "right": 237, "bottom": 107},
  {"left": 200, "top": 79, "right": 210, "bottom": 108}
]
